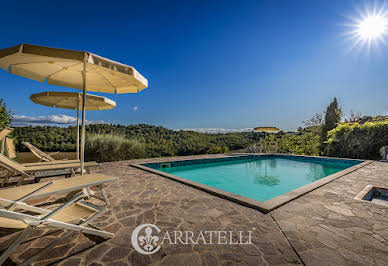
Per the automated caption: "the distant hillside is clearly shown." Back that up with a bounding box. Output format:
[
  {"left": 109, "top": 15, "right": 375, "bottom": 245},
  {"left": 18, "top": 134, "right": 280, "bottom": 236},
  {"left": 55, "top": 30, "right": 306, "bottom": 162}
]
[
  {"left": 358, "top": 115, "right": 388, "bottom": 124},
  {"left": 12, "top": 124, "right": 263, "bottom": 157}
]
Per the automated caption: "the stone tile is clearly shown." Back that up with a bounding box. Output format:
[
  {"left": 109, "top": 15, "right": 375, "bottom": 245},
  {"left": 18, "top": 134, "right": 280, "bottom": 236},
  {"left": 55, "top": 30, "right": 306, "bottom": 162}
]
[
  {"left": 202, "top": 251, "right": 219, "bottom": 266},
  {"left": 85, "top": 244, "right": 111, "bottom": 265},
  {"left": 101, "top": 247, "right": 131, "bottom": 262},
  {"left": 274, "top": 161, "right": 388, "bottom": 266},
  {"left": 159, "top": 253, "right": 201, "bottom": 266}
]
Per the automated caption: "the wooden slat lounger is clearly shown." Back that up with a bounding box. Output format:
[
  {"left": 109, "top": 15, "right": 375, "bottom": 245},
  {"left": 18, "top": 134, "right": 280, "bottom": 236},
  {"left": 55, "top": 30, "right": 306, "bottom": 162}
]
[
  {"left": 0, "top": 128, "right": 13, "bottom": 155},
  {"left": 5, "top": 138, "right": 80, "bottom": 166},
  {"left": 0, "top": 173, "right": 117, "bottom": 265},
  {"left": 0, "top": 154, "right": 99, "bottom": 186},
  {"left": 22, "top": 141, "right": 61, "bottom": 162}
]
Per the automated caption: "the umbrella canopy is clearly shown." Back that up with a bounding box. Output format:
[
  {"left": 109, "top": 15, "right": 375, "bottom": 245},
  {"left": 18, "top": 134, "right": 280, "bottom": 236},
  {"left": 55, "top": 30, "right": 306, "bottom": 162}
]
[
  {"left": 30, "top": 91, "right": 116, "bottom": 111},
  {"left": 0, "top": 43, "right": 148, "bottom": 174},
  {"left": 0, "top": 44, "right": 148, "bottom": 93},
  {"left": 253, "top": 127, "right": 279, "bottom": 133},
  {"left": 30, "top": 91, "right": 116, "bottom": 160}
]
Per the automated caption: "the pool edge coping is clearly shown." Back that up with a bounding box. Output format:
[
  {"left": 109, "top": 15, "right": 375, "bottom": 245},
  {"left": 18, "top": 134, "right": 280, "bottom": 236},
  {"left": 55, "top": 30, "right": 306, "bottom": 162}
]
[{"left": 130, "top": 154, "right": 372, "bottom": 213}]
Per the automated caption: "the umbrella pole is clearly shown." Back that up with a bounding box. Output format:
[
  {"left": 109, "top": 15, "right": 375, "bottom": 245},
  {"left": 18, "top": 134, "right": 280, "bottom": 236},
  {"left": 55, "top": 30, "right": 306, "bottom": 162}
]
[
  {"left": 80, "top": 53, "right": 87, "bottom": 175},
  {"left": 76, "top": 104, "right": 80, "bottom": 161}
]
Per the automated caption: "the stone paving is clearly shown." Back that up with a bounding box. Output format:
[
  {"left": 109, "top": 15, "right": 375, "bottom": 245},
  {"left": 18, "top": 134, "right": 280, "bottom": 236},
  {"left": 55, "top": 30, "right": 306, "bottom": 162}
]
[
  {"left": 271, "top": 161, "right": 388, "bottom": 266},
  {"left": 0, "top": 154, "right": 387, "bottom": 265}
]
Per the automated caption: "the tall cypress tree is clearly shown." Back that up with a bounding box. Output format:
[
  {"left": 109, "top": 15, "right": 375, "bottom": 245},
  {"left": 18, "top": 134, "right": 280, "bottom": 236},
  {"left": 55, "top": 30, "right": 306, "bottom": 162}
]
[{"left": 320, "top": 97, "right": 341, "bottom": 152}]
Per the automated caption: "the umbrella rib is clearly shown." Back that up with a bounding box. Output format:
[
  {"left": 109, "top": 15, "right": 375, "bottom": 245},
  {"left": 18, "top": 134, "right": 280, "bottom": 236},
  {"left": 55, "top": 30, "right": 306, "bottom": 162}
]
[
  {"left": 110, "top": 69, "right": 138, "bottom": 86},
  {"left": 46, "top": 62, "right": 83, "bottom": 79},
  {"left": 90, "top": 64, "right": 117, "bottom": 90},
  {"left": 55, "top": 98, "right": 70, "bottom": 107},
  {"left": 92, "top": 64, "right": 135, "bottom": 89}
]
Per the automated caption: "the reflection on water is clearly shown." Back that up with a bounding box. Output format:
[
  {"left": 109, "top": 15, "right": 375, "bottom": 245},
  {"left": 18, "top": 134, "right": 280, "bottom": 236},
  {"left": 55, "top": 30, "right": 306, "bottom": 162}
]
[
  {"left": 247, "top": 159, "right": 280, "bottom": 187},
  {"left": 254, "top": 175, "right": 280, "bottom": 186}
]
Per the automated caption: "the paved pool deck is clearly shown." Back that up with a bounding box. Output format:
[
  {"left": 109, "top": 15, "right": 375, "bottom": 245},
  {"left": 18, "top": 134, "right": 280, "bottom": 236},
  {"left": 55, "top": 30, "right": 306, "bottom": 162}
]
[{"left": 1, "top": 154, "right": 388, "bottom": 265}]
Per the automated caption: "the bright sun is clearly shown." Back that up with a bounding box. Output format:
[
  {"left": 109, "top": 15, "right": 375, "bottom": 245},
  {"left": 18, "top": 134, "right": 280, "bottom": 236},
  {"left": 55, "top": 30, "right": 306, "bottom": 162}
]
[
  {"left": 357, "top": 15, "right": 387, "bottom": 40},
  {"left": 345, "top": 4, "right": 388, "bottom": 52}
]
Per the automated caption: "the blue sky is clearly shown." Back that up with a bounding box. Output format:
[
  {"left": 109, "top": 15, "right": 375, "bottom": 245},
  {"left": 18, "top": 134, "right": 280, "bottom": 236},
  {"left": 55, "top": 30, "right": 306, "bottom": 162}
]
[{"left": 1, "top": 0, "right": 388, "bottom": 131}]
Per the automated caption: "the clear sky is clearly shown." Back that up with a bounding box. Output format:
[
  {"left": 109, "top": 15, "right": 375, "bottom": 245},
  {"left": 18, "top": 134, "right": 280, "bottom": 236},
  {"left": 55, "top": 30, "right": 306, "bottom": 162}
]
[{"left": 1, "top": 0, "right": 388, "bottom": 131}]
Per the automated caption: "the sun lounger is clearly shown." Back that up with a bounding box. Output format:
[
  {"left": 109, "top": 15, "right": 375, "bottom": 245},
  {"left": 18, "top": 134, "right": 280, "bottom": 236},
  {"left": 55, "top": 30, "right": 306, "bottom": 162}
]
[
  {"left": 249, "top": 143, "right": 264, "bottom": 153},
  {"left": 0, "top": 128, "right": 13, "bottom": 155},
  {"left": 0, "top": 154, "right": 99, "bottom": 186},
  {"left": 0, "top": 128, "right": 13, "bottom": 141},
  {"left": 5, "top": 137, "right": 16, "bottom": 159},
  {"left": 256, "top": 143, "right": 264, "bottom": 153},
  {"left": 0, "top": 173, "right": 117, "bottom": 265},
  {"left": 22, "top": 141, "right": 61, "bottom": 162},
  {"left": 268, "top": 142, "right": 278, "bottom": 153},
  {"left": 5, "top": 138, "right": 80, "bottom": 166},
  {"left": 0, "top": 173, "right": 116, "bottom": 205},
  {"left": 22, "top": 160, "right": 81, "bottom": 166}
]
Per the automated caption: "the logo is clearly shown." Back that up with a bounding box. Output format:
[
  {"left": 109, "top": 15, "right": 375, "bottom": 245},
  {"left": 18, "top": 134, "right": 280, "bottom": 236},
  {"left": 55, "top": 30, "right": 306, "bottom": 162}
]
[
  {"left": 131, "top": 223, "right": 253, "bottom": 255},
  {"left": 131, "top": 223, "right": 161, "bottom": 255}
]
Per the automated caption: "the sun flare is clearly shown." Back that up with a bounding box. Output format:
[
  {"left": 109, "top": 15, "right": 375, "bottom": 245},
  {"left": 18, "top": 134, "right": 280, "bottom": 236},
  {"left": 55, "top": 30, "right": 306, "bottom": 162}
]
[
  {"left": 357, "top": 15, "right": 387, "bottom": 40},
  {"left": 344, "top": 4, "right": 388, "bottom": 52}
]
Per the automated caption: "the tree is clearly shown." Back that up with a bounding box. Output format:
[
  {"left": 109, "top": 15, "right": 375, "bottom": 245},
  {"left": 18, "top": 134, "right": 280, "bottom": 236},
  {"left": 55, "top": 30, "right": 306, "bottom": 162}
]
[
  {"left": 346, "top": 110, "right": 361, "bottom": 123},
  {"left": 303, "top": 112, "right": 324, "bottom": 127},
  {"left": 320, "top": 97, "right": 342, "bottom": 151},
  {"left": 301, "top": 112, "right": 324, "bottom": 136},
  {"left": 0, "top": 98, "right": 11, "bottom": 129}
]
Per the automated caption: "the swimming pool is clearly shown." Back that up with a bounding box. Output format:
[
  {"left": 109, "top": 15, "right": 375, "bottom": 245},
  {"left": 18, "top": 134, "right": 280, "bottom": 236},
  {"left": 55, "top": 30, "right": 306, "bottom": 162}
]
[{"left": 137, "top": 155, "right": 366, "bottom": 212}]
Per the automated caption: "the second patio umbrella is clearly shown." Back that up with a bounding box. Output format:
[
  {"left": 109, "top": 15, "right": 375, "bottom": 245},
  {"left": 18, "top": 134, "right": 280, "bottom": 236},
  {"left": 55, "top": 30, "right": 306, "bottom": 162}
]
[
  {"left": 30, "top": 91, "right": 116, "bottom": 160},
  {"left": 0, "top": 43, "right": 148, "bottom": 173},
  {"left": 253, "top": 127, "right": 279, "bottom": 153}
]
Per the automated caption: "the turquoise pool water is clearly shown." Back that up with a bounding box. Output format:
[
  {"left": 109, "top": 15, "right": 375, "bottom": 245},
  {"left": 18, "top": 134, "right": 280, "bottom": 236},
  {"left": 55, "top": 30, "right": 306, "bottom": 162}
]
[{"left": 151, "top": 156, "right": 360, "bottom": 202}]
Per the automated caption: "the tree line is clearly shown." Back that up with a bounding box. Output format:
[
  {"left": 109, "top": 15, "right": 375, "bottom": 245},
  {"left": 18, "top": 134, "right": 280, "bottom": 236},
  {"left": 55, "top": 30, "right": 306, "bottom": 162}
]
[
  {"left": 12, "top": 124, "right": 264, "bottom": 157},
  {"left": 2, "top": 96, "right": 387, "bottom": 160}
]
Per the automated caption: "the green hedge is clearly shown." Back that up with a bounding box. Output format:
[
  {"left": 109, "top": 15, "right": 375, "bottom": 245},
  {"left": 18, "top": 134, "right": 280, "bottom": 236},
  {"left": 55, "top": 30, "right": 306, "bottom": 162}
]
[
  {"left": 206, "top": 145, "right": 229, "bottom": 154},
  {"left": 85, "top": 134, "right": 145, "bottom": 162},
  {"left": 325, "top": 121, "right": 388, "bottom": 160},
  {"left": 274, "top": 133, "right": 320, "bottom": 156}
]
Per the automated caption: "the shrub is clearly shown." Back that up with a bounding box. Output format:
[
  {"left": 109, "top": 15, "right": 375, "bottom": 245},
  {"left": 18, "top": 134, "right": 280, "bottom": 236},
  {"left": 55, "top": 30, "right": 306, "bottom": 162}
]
[
  {"left": 256, "top": 133, "right": 320, "bottom": 156},
  {"left": 324, "top": 121, "right": 388, "bottom": 160},
  {"left": 85, "top": 134, "right": 145, "bottom": 162},
  {"left": 207, "top": 145, "right": 229, "bottom": 154},
  {"left": 276, "top": 133, "right": 320, "bottom": 156}
]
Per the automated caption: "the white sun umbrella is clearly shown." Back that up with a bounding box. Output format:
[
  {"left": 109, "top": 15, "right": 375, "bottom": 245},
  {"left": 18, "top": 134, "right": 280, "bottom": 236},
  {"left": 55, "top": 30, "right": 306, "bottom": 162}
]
[
  {"left": 0, "top": 44, "right": 148, "bottom": 173},
  {"left": 30, "top": 91, "right": 116, "bottom": 160},
  {"left": 253, "top": 127, "right": 279, "bottom": 153}
]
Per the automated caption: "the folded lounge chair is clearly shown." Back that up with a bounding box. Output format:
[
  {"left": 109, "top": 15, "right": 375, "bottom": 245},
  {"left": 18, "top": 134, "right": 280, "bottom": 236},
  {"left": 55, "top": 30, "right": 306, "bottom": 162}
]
[
  {"left": 22, "top": 141, "right": 61, "bottom": 162},
  {"left": 5, "top": 138, "right": 80, "bottom": 166},
  {"left": 5, "top": 137, "right": 16, "bottom": 159},
  {"left": 255, "top": 143, "right": 264, "bottom": 153},
  {"left": 268, "top": 142, "right": 278, "bottom": 153},
  {"left": 0, "top": 128, "right": 13, "bottom": 141},
  {"left": 0, "top": 173, "right": 117, "bottom": 265},
  {"left": 0, "top": 128, "right": 13, "bottom": 155},
  {"left": 249, "top": 143, "right": 264, "bottom": 153},
  {"left": 0, "top": 154, "right": 99, "bottom": 186}
]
